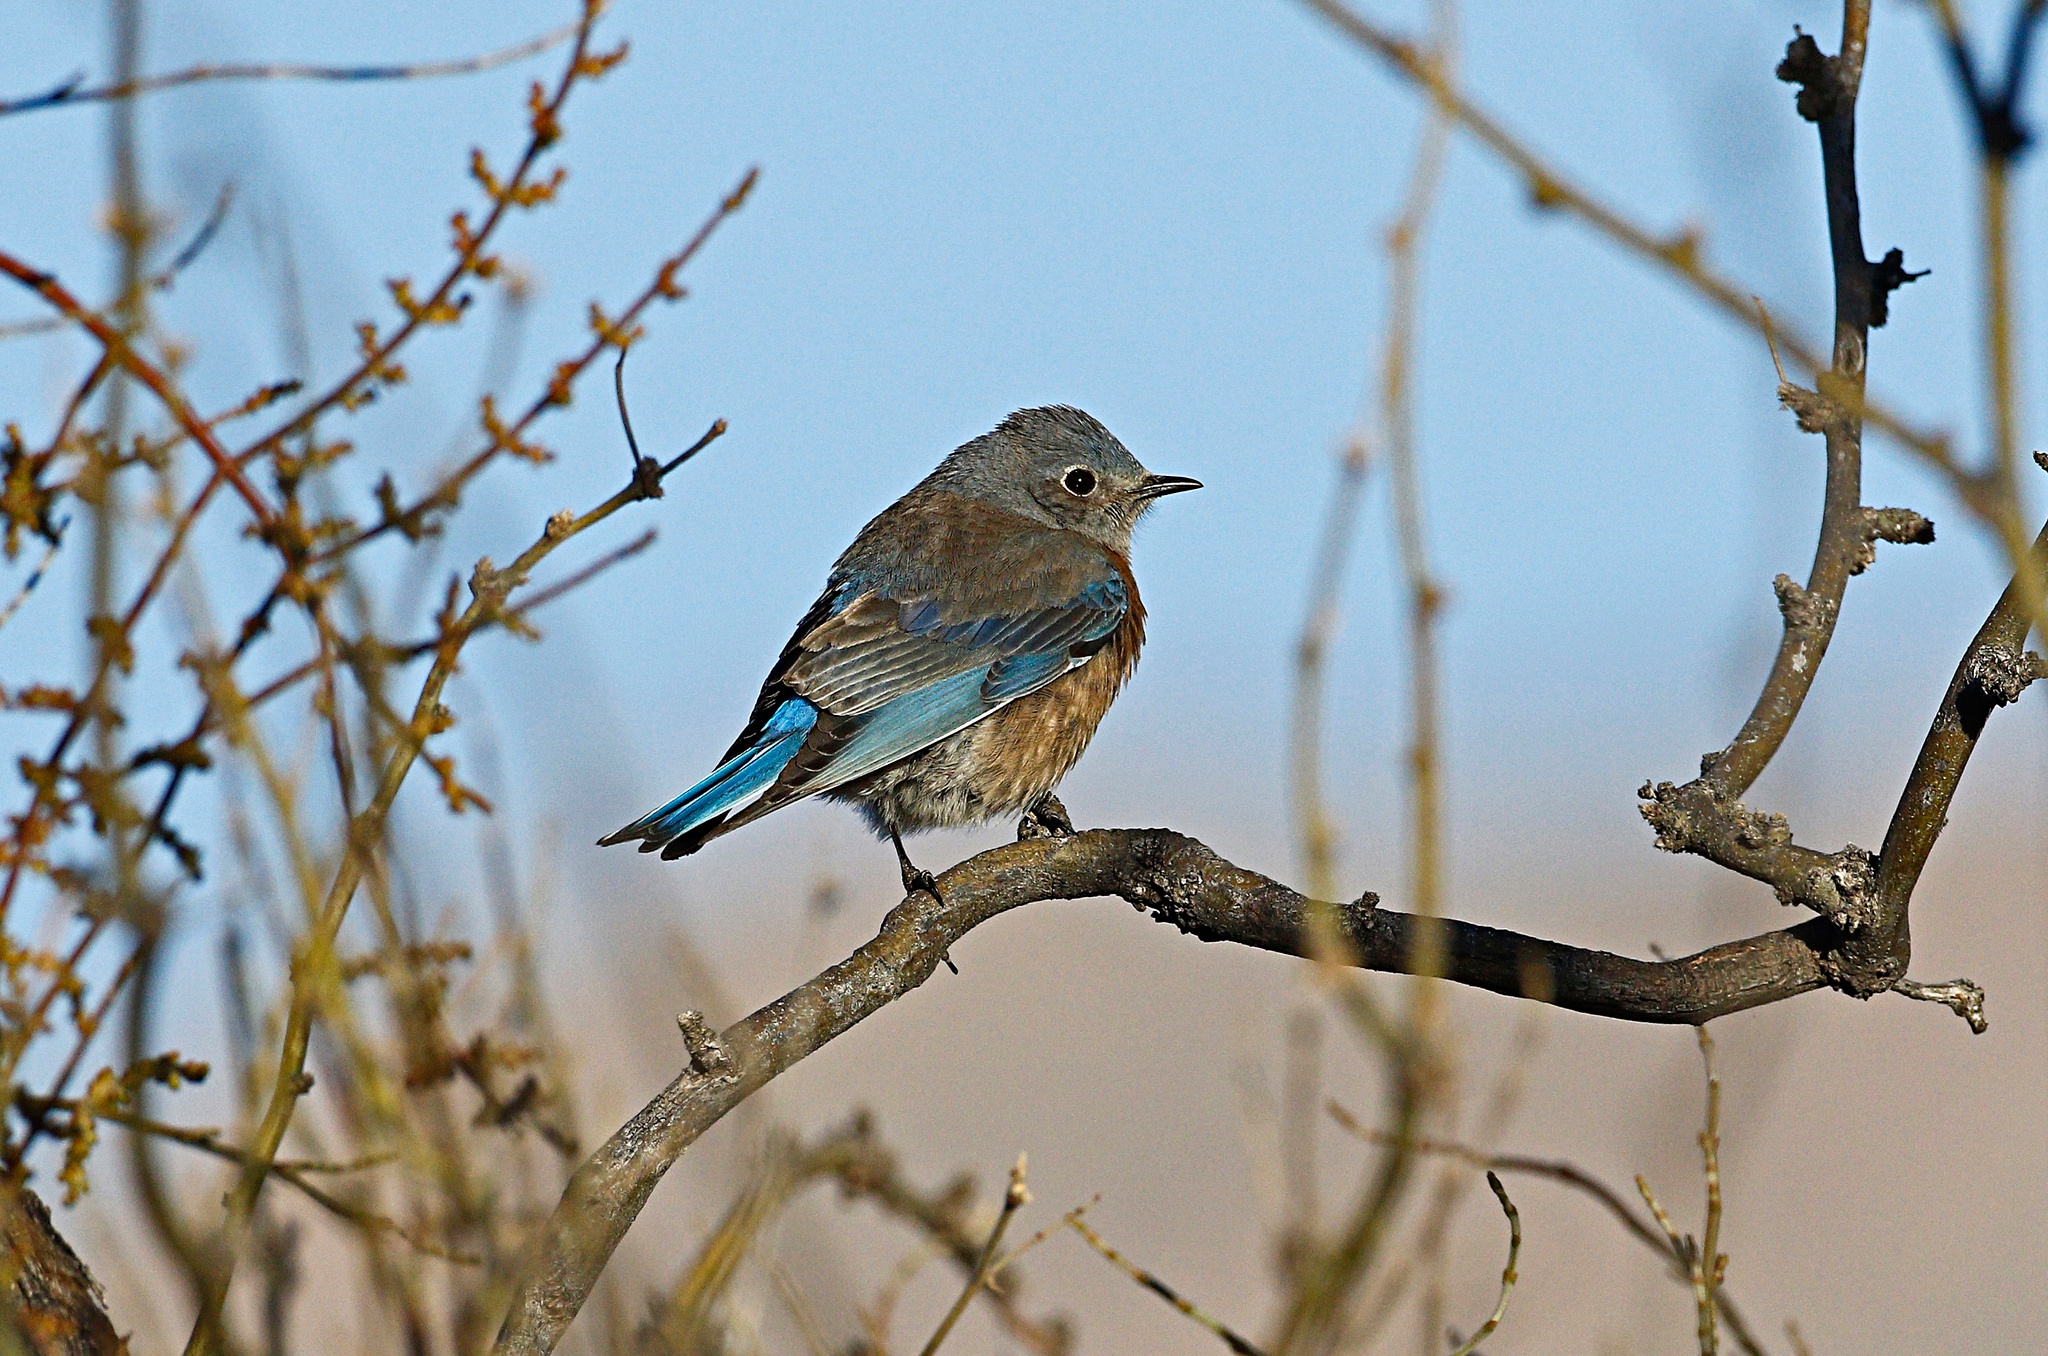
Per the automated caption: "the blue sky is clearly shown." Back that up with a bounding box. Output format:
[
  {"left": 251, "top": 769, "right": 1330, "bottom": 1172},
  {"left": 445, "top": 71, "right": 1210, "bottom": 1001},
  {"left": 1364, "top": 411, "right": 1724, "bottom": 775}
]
[{"left": 4, "top": 0, "right": 2040, "bottom": 947}]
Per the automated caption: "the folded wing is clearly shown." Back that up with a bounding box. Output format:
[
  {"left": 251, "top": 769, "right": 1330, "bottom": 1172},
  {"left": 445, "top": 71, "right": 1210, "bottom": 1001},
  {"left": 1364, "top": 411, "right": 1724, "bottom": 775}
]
[{"left": 599, "top": 508, "right": 1128, "bottom": 858}]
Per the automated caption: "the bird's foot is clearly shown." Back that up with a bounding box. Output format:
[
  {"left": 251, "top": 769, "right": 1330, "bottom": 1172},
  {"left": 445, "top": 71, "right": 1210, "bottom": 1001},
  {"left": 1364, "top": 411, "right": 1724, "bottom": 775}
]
[
  {"left": 1017, "top": 794, "right": 1076, "bottom": 841},
  {"left": 889, "top": 829, "right": 955, "bottom": 971},
  {"left": 900, "top": 864, "right": 943, "bottom": 903}
]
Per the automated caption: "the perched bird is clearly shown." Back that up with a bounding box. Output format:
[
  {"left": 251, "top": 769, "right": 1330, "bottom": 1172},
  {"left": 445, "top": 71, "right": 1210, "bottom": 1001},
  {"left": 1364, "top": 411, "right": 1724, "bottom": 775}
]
[{"left": 599, "top": 405, "right": 1199, "bottom": 893}]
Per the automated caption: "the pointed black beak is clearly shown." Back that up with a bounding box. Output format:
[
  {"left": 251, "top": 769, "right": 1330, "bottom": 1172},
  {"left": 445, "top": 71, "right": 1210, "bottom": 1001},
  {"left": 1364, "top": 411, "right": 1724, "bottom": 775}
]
[{"left": 1134, "top": 473, "right": 1203, "bottom": 501}]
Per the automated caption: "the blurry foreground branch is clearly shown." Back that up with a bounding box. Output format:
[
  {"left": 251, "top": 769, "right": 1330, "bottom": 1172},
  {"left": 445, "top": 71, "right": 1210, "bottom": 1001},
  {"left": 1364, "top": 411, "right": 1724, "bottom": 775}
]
[{"left": 0, "top": 21, "right": 578, "bottom": 118}]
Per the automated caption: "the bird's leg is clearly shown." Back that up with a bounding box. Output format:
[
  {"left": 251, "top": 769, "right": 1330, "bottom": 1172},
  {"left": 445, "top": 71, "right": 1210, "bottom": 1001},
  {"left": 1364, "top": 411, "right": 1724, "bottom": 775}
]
[
  {"left": 889, "top": 829, "right": 956, "bottom": 975},
  {"left": 1017, "top": 793, "right": 1075, "bottom": 841},
  {"left": 890, "top": 828, "right": 941, "bottom": 899}
]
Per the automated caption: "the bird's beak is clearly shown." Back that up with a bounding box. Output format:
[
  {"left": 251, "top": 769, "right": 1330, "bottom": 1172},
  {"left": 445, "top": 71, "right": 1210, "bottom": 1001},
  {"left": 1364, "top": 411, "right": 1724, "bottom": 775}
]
[{"left": 1134, "top": 473, "right": 1203, "bottom": 501}]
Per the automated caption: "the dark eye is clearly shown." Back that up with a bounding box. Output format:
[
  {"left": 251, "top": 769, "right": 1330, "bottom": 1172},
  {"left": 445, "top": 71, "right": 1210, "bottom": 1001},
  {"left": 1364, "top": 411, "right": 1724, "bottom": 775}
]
[{"left": 1062, "top": 466, "right": 1097, "bottom": 497}]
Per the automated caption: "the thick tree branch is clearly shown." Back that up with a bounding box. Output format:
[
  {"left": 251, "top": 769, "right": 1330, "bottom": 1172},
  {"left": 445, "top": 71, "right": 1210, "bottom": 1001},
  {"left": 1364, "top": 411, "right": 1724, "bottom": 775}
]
[{"left": 493, "top": 830, "right": 1845, "bottom": 1356}]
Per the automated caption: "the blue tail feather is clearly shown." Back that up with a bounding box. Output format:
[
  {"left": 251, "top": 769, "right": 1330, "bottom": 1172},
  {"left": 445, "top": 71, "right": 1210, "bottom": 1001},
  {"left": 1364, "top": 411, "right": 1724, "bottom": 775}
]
[{"left": 600, "top": 699, "right": 817, "bottom": 850}]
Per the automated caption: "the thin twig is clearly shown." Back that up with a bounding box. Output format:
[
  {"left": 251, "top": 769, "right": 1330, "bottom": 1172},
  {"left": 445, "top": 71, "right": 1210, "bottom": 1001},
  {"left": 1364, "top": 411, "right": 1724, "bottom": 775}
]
[
  {"left": 1381, "top": 0, "right": 1455, "bottom": 1003},
  {"left": 1443, "top": 1173, "right": 1519, "bottom": 1356},
  {"left": 0, "top": 527, "right": 66, "bottom": 635},
  {"left": 917, "top": 1153, "right": 1029, "bottom": 1356},
  {"left": 1325, "top": 1101, "right": 1772, "bottom": 1356},
  {"left": 763, "top": 1254, "right": 835, "bottom": 1356},
  {"left": 47, "top": 1104, "right": 478, "bottom": 1264},
  {"left": 0, "top": 257, "right": 274, "bottom": 523},
  {"left": 1065, "top": 1213, "right": 1267, "bottom": 1356},
  {"left": 1695, "top": 1028, "right": 1726, "bottom": 1356},
  {"left": 1290, "top": 433, "right": 1370, "bottom": 904},
  {"left": 149, "top": 182, "right": 237, "bottom": 291},
  {"left": 0, "top": 21, "right": 579, "bottom": 117}
]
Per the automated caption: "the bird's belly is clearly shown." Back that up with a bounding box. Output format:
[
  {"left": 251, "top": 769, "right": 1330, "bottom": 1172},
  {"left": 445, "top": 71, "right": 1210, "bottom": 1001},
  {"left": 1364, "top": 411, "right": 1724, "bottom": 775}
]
[{"left": 834, "top": 650, "right": 1129, "bottom": 835}]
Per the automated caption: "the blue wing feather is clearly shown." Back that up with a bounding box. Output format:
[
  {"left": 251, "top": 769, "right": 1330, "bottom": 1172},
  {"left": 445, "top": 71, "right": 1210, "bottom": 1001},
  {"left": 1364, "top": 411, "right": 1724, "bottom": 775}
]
[
  {"left": 982, "top": 650, "right": 1071, "bottom": 701},
  {"left": 800, "top": 667, "right": 1000, "bottom": 791},
  {"left": 777, "top": 647, "right": 1090, "bottom": 799}
]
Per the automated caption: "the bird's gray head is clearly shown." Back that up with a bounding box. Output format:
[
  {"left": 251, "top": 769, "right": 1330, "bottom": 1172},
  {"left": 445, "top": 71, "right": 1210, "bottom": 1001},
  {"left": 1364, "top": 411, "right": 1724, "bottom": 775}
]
[{"left": 928, "top": 405, "right": 1200, "bottom": 549}]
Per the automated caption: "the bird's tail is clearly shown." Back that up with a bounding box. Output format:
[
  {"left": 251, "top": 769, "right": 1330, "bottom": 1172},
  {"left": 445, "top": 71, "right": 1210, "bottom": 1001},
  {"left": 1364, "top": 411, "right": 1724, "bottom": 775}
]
[{"left": 597, "top": 699, "right": 817, "bottom": 858}]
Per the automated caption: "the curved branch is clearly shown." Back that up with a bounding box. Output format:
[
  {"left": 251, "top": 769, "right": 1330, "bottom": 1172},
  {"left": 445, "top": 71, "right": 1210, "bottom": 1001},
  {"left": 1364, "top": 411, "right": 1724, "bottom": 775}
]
[
  {"left": 1708, "top": 10, "right": 1875, "bottom": 798},
  {"left": 1860, "top": 519, "right": 2048, "bottom": 976},
  {"left": 492, "top": 829, "right": 1838, "bottom": 1356},
  {"left": 1641, "top": 9, "right": 1920, "bottom": 934}
]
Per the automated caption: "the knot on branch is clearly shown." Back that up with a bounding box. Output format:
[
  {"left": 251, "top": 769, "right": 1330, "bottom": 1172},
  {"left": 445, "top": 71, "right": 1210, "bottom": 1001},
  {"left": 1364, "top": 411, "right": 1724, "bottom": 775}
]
[
  {"left": 467, "top": 555, "right": 527, "bottom": 612},
  {"left": 1818, "top": 925, "right": 1910, "bottom": 1000},
  {"left": 1850, "top": 506, "right": 1934, "bottom": 575},
  {"left": 676, "top": 1011, "right": 733, "bottom": 1077},
  {"left": 629, "top": 455, "right": 664, "bottom": 501},
  {"left": 1790, "top": 845, "right": 1879, "bottom": 931},
  {"left": 1772, "top": 574, "right": 1832, "bottom": 634},
  {"left": 1776, "top": 29, "right": 1850, "bottom": 122},
  {"left": 1778, "top": 380, "right": 1845, "bottom": 436},
  {"left": 1868, "top": 248, "right": 1928, "bottom": 328},
  {"left": 1639, "top": 780, "right": 1790, "bottom": 855},
  {"left": 1969, "top": 645, "right": 2044, "bottom": 704},
  {"left": 1958, "top": 644, "right": 2043, "bottom": 736}
]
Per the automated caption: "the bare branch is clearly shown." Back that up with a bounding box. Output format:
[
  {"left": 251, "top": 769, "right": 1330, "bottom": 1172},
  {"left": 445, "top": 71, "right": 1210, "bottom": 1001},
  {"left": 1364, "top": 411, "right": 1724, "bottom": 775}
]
[
  {"left": 1890, "top": 976, "right": 1988, "bottom": 1033},
  {"left": 0, "top": 21, "right": 579, "bottom": 118},
  {"left": 493, "top": 828, "right": 1854, "bottom": 1355},
  {"left": 917, "top": 1154, "right": 1028, "bottom": 1356},
  {"left": 1443, "top": 1174, "right": 1518, "bottom": 1356},
  {"left": 1064, "top": 1213, "right": 1267, "bottom": 1356}
]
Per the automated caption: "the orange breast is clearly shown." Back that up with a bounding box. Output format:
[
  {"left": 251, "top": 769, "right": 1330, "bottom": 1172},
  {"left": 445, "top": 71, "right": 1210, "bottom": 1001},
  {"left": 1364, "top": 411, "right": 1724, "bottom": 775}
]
[{"left": 967, "top": 555, "right": 1146, "bottom": 810}]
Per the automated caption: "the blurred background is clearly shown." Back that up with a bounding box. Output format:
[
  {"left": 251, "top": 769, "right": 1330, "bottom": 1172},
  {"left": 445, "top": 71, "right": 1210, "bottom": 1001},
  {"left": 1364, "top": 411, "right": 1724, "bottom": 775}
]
[{"left": 2, "top": 0, "right": 2043, "bottom": 1351}]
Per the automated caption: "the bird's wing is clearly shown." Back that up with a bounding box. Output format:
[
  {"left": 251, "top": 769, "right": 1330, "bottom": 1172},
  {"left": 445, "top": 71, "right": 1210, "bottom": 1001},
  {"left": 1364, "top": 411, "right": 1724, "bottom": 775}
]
[
  {"left": 767, "top": 555, "right": 1127, "bottom": 794},
  {"left": 600, "top": 506, "right": 1130, "bottom": 856}
]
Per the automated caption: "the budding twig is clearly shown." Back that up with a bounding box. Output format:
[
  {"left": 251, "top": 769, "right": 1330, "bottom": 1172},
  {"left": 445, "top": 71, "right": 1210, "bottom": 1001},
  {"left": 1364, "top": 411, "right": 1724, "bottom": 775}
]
[{"left": 918, "top": 1153, "right": 1030, "bottom": 1356}]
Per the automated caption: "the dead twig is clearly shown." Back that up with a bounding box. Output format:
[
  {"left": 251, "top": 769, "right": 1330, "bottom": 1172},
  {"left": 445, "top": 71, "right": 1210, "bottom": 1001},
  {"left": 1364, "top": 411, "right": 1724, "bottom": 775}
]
[{"left": 1326, "top": 1100, "right": 1771, "bottom": 1356}]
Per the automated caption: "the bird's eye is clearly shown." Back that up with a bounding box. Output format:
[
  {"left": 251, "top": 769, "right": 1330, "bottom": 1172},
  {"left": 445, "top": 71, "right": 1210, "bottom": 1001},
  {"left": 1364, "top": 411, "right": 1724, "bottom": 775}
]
[{"left": 1062, "top": 466, "right": 1097, "bottom": 497}]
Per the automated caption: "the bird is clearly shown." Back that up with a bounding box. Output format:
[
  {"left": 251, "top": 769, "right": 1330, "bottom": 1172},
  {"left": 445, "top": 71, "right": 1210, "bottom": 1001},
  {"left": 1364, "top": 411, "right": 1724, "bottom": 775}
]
[{"left": 598, "top": 405, "right": 1200, "bottom": 896}]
